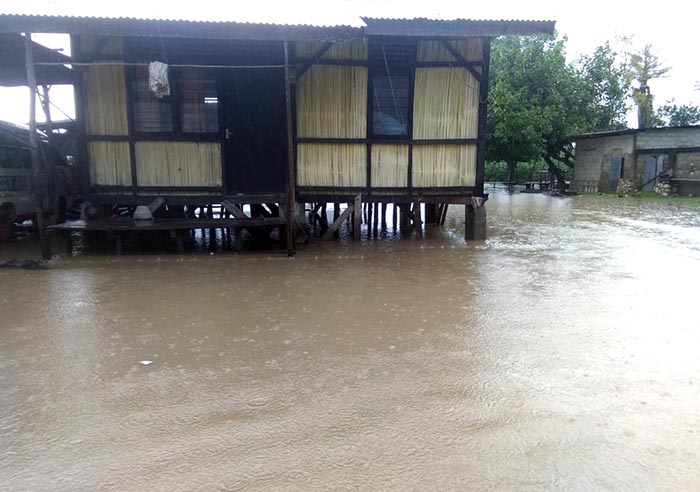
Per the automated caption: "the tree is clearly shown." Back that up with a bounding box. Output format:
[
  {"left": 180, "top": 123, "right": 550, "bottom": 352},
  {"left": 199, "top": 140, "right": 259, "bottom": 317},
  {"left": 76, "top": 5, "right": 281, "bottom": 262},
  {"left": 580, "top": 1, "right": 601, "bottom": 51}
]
[
  {"left": 654, "top": 102, "right": 700, "bottom": 127},
  {"left": 626, "top": 44, "right": 671, "bottom": 128},
  {"left": 487, "top": 35, "right": 630, "bottom": 187}
]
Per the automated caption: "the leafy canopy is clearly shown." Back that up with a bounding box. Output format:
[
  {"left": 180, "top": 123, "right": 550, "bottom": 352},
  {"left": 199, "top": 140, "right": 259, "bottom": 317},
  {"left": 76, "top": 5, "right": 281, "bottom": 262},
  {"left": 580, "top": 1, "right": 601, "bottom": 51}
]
[{"left": 486, "top": 35, "right": 630, "bottom": 181}]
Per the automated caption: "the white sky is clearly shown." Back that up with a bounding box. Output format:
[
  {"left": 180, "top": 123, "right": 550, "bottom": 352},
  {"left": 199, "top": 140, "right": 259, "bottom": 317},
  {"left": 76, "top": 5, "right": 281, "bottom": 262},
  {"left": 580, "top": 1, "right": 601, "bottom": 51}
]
[{"left": 1, "top": 0, "right": 698, "bottom": 126}]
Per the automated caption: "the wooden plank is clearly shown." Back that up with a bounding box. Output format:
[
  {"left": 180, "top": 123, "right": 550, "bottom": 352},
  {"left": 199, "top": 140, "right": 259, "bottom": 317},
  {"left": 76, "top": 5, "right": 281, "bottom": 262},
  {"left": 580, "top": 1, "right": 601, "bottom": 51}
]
[
  {"left": 320, "top": 202, "right": 354, "bottom": 241},
  {"left": 284, "top": 41, "right": 296, "bottom": 257},
  {"left": 25, "top": 32, "right": 50, "bottom": 259},
  {"left": 221, "top": 200, "right": 249, "bottom": 219},
  {"left": 353, "top": 194, "right": 361, "bottom": 240},
  {"left": 48, "top": 217, "right": 288, "bottom": 231}
]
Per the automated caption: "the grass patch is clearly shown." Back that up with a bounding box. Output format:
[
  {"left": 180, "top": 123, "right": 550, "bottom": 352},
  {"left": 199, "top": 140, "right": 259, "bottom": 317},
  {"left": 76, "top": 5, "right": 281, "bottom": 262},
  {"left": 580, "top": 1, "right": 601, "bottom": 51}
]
[{"left": 578, "top": 192, "right": 700, "bottom": 208}]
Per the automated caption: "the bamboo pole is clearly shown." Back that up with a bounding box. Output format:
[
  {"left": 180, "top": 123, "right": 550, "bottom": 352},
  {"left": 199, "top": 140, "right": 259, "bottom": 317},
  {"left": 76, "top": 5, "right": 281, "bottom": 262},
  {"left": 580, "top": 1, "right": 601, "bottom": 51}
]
[{"left": 25, "top": 33, "right": 50, "bottom": 259}]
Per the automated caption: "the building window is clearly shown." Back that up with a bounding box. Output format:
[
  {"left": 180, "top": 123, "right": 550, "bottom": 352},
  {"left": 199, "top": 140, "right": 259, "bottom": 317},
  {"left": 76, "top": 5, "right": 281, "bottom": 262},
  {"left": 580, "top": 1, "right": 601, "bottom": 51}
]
[
  {"left": 131, "top": 66, "right": 173, "bottom": 133},
  {"left": 130, "top": 67, "right": 219, "bottom": 134},
  {"left": 371, "top": 71, "right": 410, "bottom": 137},
  {"left": 180, "top": 68, "right": 219, "bottom": 134},
  {"left": 0, "top": 147, "right": 30, "bottom": 169},
  {"left": 369, "top": 40, "right": 415, "bottom": 138}
]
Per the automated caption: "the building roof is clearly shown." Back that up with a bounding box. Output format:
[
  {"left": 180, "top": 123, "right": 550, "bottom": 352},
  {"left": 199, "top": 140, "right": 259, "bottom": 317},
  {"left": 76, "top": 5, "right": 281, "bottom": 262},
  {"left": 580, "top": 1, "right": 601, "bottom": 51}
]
[
  {"left": 0, "top": 13, "right": 555, "bottom": 41},
  {"left": 569, "top": 125, "right": 700, "bottom": 141},
  {"left": 362, "top": 17, "right": 555, "bottom": 37}
]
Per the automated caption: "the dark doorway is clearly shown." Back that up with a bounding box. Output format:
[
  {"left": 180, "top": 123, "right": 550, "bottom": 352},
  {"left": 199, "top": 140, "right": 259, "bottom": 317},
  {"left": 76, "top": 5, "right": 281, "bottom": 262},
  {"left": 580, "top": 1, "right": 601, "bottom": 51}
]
[
  {"left": 220, "top": 69, "right": 287, "bottom": 194},
  {"left": 609, "top": 151, "right": 623, "bottom": 192}
]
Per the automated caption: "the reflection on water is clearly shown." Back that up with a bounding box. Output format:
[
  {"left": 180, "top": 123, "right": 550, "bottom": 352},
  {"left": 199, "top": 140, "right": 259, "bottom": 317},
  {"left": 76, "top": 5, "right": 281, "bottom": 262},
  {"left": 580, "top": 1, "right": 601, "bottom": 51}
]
[{"left": 1, "top": 193, "right": 700, "bottom": 491}]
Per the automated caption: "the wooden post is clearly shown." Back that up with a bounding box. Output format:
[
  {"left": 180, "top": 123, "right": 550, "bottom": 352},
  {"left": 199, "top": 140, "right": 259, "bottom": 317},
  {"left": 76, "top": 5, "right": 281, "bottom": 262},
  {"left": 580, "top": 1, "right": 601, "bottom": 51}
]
[
  {"left": 392, "top": 203, "right": 398, "bottom": 232},
  {"left": 372, "top": 201, "right": 379, "bottom": 235},
  {"left": 283, "top": 41, "right": 296, "bottom": 256},
  {"left": 353, "top": 194, "right": 361, "bottom": 241},
  {"left": 380, "top": 202, "right": 387, "bottom": 230},
  {"left": 413, "top": 201, "right": 421, "bottom": 231},
  {"left": 425, "top": 203, "right": 437, "bottom": 224},
  {"left": 465, "top": 203, "right": 487, "bottom": 241},
  {"left": 25, "top": 33, "right": 50, "bottom": 259}
]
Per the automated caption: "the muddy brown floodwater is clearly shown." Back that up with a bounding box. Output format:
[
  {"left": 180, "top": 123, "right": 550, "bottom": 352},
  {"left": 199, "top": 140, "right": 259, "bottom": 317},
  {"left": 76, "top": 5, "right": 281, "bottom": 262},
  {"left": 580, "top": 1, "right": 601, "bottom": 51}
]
[{"left": 2, "top": 192, "right": 700, "bottom": 491}]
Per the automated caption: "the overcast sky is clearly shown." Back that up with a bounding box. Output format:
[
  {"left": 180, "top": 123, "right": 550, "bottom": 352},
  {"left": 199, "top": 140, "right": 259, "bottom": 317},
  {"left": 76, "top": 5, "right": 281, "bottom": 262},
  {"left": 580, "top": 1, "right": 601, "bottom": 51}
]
[{"left": 1, "top": 0, "right": 697, "bottom": 126}]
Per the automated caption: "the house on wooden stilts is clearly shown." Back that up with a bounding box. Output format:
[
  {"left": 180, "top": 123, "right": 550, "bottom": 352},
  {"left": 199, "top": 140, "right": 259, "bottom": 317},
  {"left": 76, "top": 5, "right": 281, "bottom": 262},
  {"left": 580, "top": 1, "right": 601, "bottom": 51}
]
[{"left": 0, "top": 14, "right": 555, "bottom": 254}]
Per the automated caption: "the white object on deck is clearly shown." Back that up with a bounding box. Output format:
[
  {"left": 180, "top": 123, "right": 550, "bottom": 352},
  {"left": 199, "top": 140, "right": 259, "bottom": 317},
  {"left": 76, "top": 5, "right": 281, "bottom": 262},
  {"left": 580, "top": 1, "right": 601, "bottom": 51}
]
[{"left": 133, "top": 205, "right": 154, "bottom": 220}]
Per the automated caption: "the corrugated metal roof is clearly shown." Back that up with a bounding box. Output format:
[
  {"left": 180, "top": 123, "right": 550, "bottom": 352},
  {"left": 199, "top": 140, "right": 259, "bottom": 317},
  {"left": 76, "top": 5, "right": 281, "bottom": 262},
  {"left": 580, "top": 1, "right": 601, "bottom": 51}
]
[
  {"left": 570, "top": 125, "right": 700, "bottom": 141},
  {"left": 0, "top": 4, "right": 365, "bottom": 27},
  {"left": 362, "top": 17, "right": 556, "bottom": 37},
  {"left": 0, "top": 10, "right": 556, "bottom": 39}
]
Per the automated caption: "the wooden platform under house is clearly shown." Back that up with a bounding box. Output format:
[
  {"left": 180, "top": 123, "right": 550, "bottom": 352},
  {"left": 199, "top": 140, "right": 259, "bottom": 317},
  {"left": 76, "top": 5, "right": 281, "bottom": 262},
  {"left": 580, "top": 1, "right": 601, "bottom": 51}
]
[{"left": 0, "top": 14, "right": 555, "bottom": 255}]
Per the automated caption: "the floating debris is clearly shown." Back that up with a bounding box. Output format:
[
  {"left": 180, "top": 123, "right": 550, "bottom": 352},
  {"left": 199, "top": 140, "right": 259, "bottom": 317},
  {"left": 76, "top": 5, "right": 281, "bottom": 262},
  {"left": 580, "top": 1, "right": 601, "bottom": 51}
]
[{"left": 139, "top": 360, "right": 153, "bottom": 366}]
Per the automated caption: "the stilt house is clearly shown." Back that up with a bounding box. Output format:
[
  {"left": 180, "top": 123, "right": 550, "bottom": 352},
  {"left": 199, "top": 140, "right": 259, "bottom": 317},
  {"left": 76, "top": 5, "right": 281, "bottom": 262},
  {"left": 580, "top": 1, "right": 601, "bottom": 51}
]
[{"left": 0, "top": 14, "right": 555, "bottom": 254}]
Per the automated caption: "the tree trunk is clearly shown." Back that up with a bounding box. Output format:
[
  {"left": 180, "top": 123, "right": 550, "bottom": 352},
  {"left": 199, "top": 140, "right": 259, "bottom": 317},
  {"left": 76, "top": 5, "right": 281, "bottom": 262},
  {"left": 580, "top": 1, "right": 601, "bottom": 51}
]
[{"left": 507, "top": 161, "right": 517, "bottom": 193}]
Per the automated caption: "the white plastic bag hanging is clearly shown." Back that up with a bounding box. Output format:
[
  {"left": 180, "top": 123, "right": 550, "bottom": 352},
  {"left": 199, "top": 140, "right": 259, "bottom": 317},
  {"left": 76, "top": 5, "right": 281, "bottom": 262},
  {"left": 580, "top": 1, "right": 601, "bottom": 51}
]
[{"left": 148, "top": 61, "right": 170, "bottom": 98}]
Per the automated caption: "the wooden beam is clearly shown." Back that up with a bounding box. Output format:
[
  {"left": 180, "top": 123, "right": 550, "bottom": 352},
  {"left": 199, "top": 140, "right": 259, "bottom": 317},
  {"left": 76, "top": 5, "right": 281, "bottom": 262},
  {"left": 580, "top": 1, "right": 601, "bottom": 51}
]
[
  {"left": 438, "top": 39, "right": 482, "bottom": 82},
  {"left": 296, "top": 41, "right": 334, "bottom": 79},
  {"left": 25, "top": 32, "right": 50, "bottom": 259},
  {"left": 284, "top": 41, "right": 296, "bottom": 256},
  {"left": 352, "top": 194, "right": 361, "bottom": 240},
  {"left": 475, "top": 38, "right": 492, "bottom": 195},
  {"left": 320, "top": 203, "right": 354, "bottom": 241},
  {"left": 221, "top": 200, "right": 249, "bottom": 219}
]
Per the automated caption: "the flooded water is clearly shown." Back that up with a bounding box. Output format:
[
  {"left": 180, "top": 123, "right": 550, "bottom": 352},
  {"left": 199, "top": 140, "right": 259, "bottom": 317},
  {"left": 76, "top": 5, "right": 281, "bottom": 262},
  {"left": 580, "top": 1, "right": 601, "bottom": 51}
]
[{"left": 2, "top": 192, "right": 700, "bottom": 491}]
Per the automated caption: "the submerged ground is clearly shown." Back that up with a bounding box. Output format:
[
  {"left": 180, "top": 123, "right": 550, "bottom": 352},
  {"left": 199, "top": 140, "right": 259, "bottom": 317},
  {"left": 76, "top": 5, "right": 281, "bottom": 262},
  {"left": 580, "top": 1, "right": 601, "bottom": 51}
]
[{"left": 1, "top": 192, "right": 699, "bottom": 491}]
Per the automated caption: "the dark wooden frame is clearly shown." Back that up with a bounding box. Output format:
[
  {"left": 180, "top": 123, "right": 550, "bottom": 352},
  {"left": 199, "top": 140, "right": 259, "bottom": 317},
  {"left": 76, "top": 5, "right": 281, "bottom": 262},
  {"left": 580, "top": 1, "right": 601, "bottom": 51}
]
[
  {"left": 75, "top": 34, "right": 492, "bottom": 210},
  {"left": 294, "top": 35, "right": 490, "bottom": 200}
]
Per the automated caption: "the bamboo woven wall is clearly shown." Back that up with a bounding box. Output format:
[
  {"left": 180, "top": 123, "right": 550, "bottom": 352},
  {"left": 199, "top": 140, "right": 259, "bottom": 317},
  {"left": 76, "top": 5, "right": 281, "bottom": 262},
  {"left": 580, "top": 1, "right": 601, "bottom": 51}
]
[
  {"left": 135, "top": 142, "right": 222, "bottom": 188},
  {"left": 297, "top": 143, "right": 366, "bottom": 187},
  {"left": 413, "top": 144, "right": 476, "bottom": 187},
  {"left": 88, "top": 141, "right": 132, "bottom": 186},
  {"left": 371, "top": 145, "right": 408, "bottom": 187},
  {"left": 413, "top": 67, "right": 479, "bottom": 139},
  {"left": 417, "top": 39, "right": 482, "bottom": 62},
  {"left": 297, "top": 66, "right": 367, "bottom": 138},
  {"left": 295, "top": 40, "right": 368, "bottom": 60},
  {"left": 84, "top": 65, "right": 129, "bottom": 136}
]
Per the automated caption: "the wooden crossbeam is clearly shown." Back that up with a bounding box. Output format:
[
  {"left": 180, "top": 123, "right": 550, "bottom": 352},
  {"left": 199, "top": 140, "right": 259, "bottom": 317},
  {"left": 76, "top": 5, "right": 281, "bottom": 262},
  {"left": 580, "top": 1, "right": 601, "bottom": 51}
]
[
  {"left": 321, "top": 203, "right": 354, "bottom": 241},
  {"left": 438, "top": 39, "right": 482, "bottom": 82},
  {"left": 221, "top": 200, "right": 248, "bottom": 219},
  {"left": 296, "top": 42, "right": 334, "bottom": 79}
]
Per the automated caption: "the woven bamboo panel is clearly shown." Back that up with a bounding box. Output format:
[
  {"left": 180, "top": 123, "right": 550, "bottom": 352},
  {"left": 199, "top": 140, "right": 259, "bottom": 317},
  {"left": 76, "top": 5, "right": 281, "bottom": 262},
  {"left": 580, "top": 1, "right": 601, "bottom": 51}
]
[
  {"left": 88, "top": 141, "right": 131, "bottom": 186},
  {"left": 413, "top": 67, "right": 479, "bottom": 139},
  {"left": 135, "top": 142, "right": 222, "bottom": 187},
  {"left": 84, "top": 65, "right": 129, "bottom": 136},
  {"left": 371, "top": 144, "right": 408, "bottom": 187},
  {"left": 412, "top": 144, "right": 476, "bottom": 187},
  {"left": 297, "top": 143, "right": 366, "bottom": 187},
  {"left": 297, "top": 66, "right": 367, "bottom": 138},
  {"left": 417, "top": 39, "right": 482, "bottom": 62},
  {"left": 295, "top": 40, "right": 368, "bottom": 60}
]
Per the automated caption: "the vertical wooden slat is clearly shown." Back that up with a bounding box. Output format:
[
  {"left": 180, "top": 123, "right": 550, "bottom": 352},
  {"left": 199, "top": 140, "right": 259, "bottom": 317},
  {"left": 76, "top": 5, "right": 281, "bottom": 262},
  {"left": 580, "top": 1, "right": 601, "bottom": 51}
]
[
  {"left": 24, "top": 32, "right": 50, "bottom": 259},
  {"left": 475, "top": 38, "right": 492, "bottom": 196},
  {"left": 284, "top": 41, "right": 296, "bottom": 256}
]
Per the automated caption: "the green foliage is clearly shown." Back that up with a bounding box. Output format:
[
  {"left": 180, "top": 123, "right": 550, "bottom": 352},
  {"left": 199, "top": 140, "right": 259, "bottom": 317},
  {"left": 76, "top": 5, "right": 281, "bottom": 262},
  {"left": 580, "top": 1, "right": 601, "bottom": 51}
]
[
  {"left": 486, "top": 35, "right": 630, "bottom": 184},
  {"left": 626, "top": 44, "right": 671, "bottom": 128},
  {"left": 654, "top": 102, "right": 700, "bottom": 127}
]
